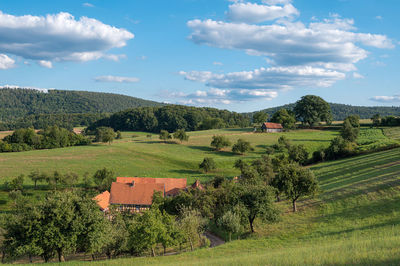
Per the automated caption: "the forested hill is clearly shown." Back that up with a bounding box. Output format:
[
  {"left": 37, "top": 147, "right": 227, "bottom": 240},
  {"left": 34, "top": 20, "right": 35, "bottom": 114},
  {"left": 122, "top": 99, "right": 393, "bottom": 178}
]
[
  {"left": 248, "top": 103, "right": 400, "bottom": 121},
  {"left": 0, "top": 88, "right": 163, "bottom": 123}
]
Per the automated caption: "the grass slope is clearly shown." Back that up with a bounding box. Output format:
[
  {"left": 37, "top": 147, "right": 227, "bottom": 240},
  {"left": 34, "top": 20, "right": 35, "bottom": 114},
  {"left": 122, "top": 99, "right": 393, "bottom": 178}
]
[{"left": 64, "top": 147, "right": 400, "bottom": 265}]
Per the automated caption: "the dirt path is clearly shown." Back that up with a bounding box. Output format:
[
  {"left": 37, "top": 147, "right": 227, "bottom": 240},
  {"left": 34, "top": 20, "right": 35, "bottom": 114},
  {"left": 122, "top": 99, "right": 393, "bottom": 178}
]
[{"left": 204, "top": 231, "right": 226, "bottom": 247}]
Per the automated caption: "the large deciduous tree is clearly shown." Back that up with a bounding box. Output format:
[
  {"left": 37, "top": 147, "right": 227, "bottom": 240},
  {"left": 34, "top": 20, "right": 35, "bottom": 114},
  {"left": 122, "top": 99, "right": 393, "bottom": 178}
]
[
  {"left": 252, "top": 111, "right": 268, "bottom": 125},
  {"left": 294, "top": 95, "right": 332, "bottom": 126}
]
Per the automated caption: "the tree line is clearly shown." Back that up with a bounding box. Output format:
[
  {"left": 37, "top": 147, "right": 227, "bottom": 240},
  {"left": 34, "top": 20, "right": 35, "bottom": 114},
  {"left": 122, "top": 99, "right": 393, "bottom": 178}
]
[
  {"left": 0, "top": 126, "right": 90, "bottom": 152},
  {"left": 86, "top": 105, "right": 251, "bottom": 133}
]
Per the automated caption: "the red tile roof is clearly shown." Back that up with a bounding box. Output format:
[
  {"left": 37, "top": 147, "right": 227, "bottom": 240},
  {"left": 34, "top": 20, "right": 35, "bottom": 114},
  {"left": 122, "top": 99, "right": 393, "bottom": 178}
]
[
  {"left": 93, "top": 191, "right": 110, "bottom": 211},
  {"left": 263, "top": 122, "right": 283, "bottom": 129},
  {"left": 110, "top": 182, "right": 164, "bottom": 206},
  {"left": 116, "top": 177, "right": 187, "bottom": 196}
]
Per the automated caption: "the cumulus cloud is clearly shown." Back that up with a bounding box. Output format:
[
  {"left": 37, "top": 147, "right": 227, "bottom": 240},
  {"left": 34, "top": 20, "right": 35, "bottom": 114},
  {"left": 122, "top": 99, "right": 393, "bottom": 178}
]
[
  {"left": 0, "top": 54, "right": 15, "bottom": 69},
  {"left": 165, "top": 88, "right": 278, "bottom": 105},
  {"left": 38, "top": 60, "right": 53, "bottom": 68},
  {"left": 83, "top": 3, "right": 94, "bottom": 7},
  {"left": 188, "top": 17, "right": 393, "bottom": 70},
  {"left": 352, "top": 72, "right": 364, "bottom": 79},
  {"left": 227, "top": 2, "right": 299, "bottom": 23},
  {"left": 213, "top": 61, "right": 223, "bottom": 65},
  {"left": 94, "top": 75, "right": 140, "bottom": 83},
  {"left": 370, "top": 95, "right": 400, "bottom": 103},
  {"left": 180, "top": 1, "right": 394, "bottom": 105},
  {"left": 0, "top": 11, "right": 134, "bottom": 66},
  {"left": 0, "top": 85, "right": 52, "bottom": 92},
  {"left": 180, "top": 66, "right": 345, "bottom": 90}
]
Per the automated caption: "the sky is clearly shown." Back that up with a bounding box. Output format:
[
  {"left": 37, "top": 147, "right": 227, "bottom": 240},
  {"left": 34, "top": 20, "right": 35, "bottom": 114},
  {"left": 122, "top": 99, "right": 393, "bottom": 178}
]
[{"left": 0, "top": 0, "right": 398, "bottom": 112}]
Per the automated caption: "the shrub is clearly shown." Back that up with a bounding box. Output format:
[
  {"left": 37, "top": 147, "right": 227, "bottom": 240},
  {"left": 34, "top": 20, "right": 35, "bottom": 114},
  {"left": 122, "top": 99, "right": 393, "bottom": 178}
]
[
  {"left": 210, "top": 135, "right": 231, "bottom": 151},
  {"left": 199, "top": 157, "right": 217, "bottom": 172},
  {"left": 232, "top": 139, "right": 254, "bottom": 155}
]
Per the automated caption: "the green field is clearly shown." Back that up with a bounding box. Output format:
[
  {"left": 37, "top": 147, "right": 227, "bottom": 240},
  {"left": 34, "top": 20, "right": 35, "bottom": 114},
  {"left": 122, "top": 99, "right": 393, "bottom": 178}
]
[
  {"left": 0, "top": 128, "right": 338, "bottom": 184},
  {"left": 64, "top": 147, "right": 400, "bottom": 265}
]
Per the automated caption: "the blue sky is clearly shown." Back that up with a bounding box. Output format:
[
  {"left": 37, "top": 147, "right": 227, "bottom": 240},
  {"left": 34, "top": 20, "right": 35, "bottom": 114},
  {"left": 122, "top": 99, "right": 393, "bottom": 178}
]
[{"left": 0, "top": 0, "right": 398, "bottom": 112}]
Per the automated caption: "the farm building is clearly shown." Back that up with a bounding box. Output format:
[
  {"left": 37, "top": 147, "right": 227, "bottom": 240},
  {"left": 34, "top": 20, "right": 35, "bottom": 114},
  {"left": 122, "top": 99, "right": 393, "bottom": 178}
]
[
  {"left": 94, "top": 177, "right": 201, "bottom": 213},
  {"left": 261, "top": 122, "right": 283, "bottom": 132}
]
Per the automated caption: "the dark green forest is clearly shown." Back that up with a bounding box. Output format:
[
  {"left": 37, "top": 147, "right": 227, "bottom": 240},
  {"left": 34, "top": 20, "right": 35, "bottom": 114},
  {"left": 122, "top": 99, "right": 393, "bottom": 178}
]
[
  {"left": 247, "top": 103, "right": 400, "bottom": 121},
  {"left": 86, "top": 105, "right": 251, "bottom": 133},
  {"left": 0, "top": 88, "right": 162, "bottom": 122}
]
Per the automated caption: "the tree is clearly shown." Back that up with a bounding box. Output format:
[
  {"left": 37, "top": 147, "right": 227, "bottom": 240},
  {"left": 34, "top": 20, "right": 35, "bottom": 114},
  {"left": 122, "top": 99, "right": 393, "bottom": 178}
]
[
  {"left": 371, "top": 113, "right": 381, "bottom": 127},
  {"left": 159, "top": 130, "right": 172, "bottom": 143},
  {"left": 95, "top": 127, "right": 115, "bottom": 144},
  {"left": 115, "top": 130, "right": 122, "bottom": 140},
  {"left": 253, "top": 111, "right": 268, "bottom": 124},
  {"left": 294, "top": 95, "right": 332, "bottom": 126},
  {"left": 28, "top": 170, "right": 44, "bottom": 189},
  {"left": 178, "top": 208, "right": 206, "bottom": 251},
  {"left": 128, "top": 208, "right": 165, "bottom": 256},
  {"left": 271, "top": 109, "right": 296, "bottom": 129},
  {"left": 5, "top": 175, "right": 24, "bottom": 191},
  {"left": 217, "top": 211, "right": 242, "bottom": 241},
  {"left": 325, "top": 136, "right": 356, "bottom": 160},
  {"left": 232, "top": 139, "right": 254, "bottom": 155},
  {"left": 288, "top": 144, "right": 309, "bottom": 165},
  {"left": 275, "top": 164, "right": 318, "bottom": 212},
  {"left": 210, "top": 135, "right": 231, "bottom": 151},
  {"left": 93, "top": 168, "right": 115, "bottom": 191},
  {"left": 340, "top": 116, "right": 360, "bottom": 142},
  {"left": 173, "top": 129, "right": 189, "bottom": 143},
  {"left": 199, "top": 157, "right": 216, "bottom": 173},
  {"left": 238, "top": 184, "right": 279, "bottom": 233}
]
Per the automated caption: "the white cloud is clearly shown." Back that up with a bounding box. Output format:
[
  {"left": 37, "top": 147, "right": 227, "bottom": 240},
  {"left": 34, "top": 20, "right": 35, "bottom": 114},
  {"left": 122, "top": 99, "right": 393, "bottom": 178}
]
[
  {"left": 83, "top": 3, "right": 94, "bottom": 7},
  {"left": 94, "top": 75, "right": 140, "bottom": 83},
  {"left": 0, "top": 54, "right": 15, "bottom": 69},
  {"left": 227, "top": 2, "right": 299, "bottom": 23},
  {"left": 180, "top": 65, "right": 345, "bottom": 90},
  {"left": 38, "top": 60, "right": 53, "bottom": 68},
  {"left": 164, "top": 87, "right": 278, "bottom": 106},
  {"left": 0, "top": 85, "right": 52, "bottom": 92},
  {"left": 213, "top": 61, "right": 223, "bottom": 65},
  {"left": 188, "top": 17, "right": 393, "bottom": 70},
  {"left": 352, "top": 72, "right": 364, "bottom": 79},
  {"left": 0, "top": 11, "right": 134, "bottom": 66},
  {"left": 370, "top": 95, "right": 400, "bottom": 103},
  {"left": 375, "top": 15, "right": 383, "bottom": 20},
  {"left": 262, "top": 0, "right": 292, "bottom": 5}
]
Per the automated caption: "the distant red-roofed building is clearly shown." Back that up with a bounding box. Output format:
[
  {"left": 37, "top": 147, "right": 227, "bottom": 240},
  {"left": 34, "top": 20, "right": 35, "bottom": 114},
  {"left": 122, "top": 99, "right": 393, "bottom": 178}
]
[
  {"left": 116, "top": 177, "right": 187, "bottom": 196},
  {"left": 261, "top": 122, "right": 283, "bottom": 132},
  {"left": 93, "top": 191, "right": 110, "bottom": 212},
  {"left": 94, "top": 177, "right": 188, "bottom": 213}
]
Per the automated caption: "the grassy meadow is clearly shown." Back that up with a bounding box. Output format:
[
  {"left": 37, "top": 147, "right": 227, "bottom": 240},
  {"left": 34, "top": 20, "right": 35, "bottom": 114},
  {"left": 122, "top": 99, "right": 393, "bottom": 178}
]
[{"left": 64, "top": 147, "right": 400, "bottom": 265}]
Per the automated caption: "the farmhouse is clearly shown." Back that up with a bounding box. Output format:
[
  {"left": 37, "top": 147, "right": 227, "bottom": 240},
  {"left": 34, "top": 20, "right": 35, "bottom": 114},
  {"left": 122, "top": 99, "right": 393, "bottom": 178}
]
[
  {"left": 261, "top": 122, "right": 283, "bottom": 132},
  {"left": 94, "top": 177, "right": 201, "bottom": 213}
]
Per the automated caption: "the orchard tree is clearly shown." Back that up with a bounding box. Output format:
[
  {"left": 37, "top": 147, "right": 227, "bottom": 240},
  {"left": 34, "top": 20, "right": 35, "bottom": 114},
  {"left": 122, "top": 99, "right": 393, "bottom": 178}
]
[
  {"left": 275, "top": 164, "right": 318, "bottom": 212},
  {"left": 341, "top": 117, "right": 359, "bottom": 142},
  {"left": 28, "top": 170, "right": 44, "bottom": 189},
  {"left": 271, "top": 109, "right": 296, "bottom": 129},
  {"left": 294, "top": 95, "right": 332, "bottom": 126},
  {"left": 159, "top": 130, "right": 172, "bottom": 143},
  {"left": 93, "top": 168, "right": 115, "bottom": 191},
  {"left": 217, "top": 211, "right": 242, "bottom": 241},
  {"left": 232, "top": 139, "right": 254, "bottom": 155},
  {"left": 199, "top": 157, "right": 216, "bottom": 173},
  {"left": 95, "top": 127, "right": 116, "bottom": 144},
  {"left": 288, "top": 144, "right": 309, "bottom": 165},
  {"left": 210, "top": 135, "right": 231, "bottom": 151},
  {"left": 173, "top": 129, "right": 189, "bottom": 143},
  {"left": 371, "top": 113, "right": 381, "bottom": 127}
]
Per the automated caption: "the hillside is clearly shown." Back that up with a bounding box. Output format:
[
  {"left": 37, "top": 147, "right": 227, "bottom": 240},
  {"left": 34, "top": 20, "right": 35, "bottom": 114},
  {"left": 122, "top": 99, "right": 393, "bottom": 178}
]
[
  {"left": 66, "top": 146, "right": 400, "bottom": 265},
  {"left": 0, "top": 88, "right": 163, "bottom": 123},
  {"left": 247, "top": 102, "right": 400, "bottom": 121}
]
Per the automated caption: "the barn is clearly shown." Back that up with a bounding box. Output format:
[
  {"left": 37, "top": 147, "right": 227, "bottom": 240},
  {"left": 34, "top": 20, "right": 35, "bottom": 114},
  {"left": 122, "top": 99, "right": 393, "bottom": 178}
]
[{"left": 261, "top": 122, "right": 283, "bottom": 132}]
